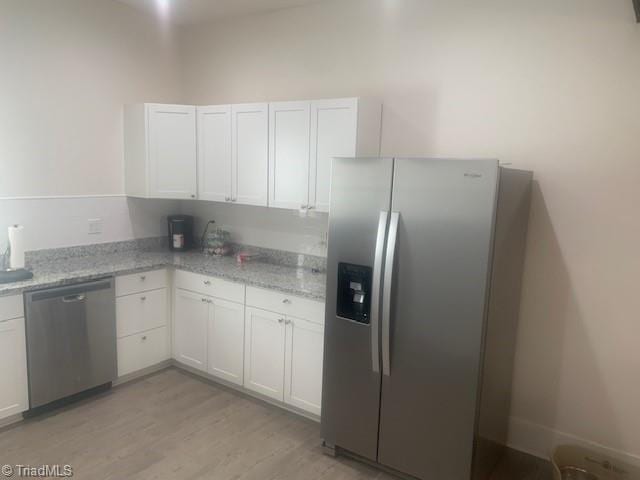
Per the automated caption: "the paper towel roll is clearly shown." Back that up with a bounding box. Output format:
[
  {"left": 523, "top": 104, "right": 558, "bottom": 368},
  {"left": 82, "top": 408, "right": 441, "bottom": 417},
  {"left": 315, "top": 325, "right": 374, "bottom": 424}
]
[{"left": 8, "top": 225, "right": 25, "bottom": 270}]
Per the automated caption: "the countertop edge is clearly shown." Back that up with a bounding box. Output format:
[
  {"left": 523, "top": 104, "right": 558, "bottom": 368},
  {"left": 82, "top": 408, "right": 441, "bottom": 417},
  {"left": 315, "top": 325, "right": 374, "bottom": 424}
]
[{"left": 0, "top": 261, "right": 326, "bottom": 302}]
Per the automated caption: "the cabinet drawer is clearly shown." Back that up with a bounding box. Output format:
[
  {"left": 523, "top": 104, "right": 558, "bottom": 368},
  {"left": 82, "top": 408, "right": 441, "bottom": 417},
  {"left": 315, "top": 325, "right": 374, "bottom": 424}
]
[
  {"left": 246, "top": 287, "right": 324, "bottom": 325},
  {"left": 0, "top": 295, "right": 23, "bottom": 322},
  {"left": 117, "top": 326, "right": 170, "bottom": 377},
  {"left": 116, "top": 288, "right": 167, "bottom": 338},
  {"left": 174, "top": 269, "right": 244, "bottom": 303},
  {"left": 116, "top": 269, "right": 167, "bottom": 297}
]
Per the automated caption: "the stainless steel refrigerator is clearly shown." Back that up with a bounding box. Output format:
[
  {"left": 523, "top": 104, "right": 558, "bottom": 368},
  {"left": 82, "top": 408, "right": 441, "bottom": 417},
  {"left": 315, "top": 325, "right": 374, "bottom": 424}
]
[{"left": 321, "top": 157, "right": 532, "bottom": 480}]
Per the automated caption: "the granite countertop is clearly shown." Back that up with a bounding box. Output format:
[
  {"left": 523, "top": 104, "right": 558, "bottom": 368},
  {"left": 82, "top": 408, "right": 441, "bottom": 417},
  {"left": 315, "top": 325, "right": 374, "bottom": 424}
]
[{"left": 0, "top": 246, "right": 327, "bottom": 301}]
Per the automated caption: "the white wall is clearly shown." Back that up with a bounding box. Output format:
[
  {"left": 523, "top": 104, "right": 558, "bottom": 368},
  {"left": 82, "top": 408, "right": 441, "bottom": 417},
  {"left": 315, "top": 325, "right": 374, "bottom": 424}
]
[
  {"left": 180, "top": 201, "right": 328, "bottom": 256},
  {"left": 0, "top": 196, "right": 178, "bottom": 252},
  {"left": 0, "top": 0, "right": 182, "bottom": 249},
  {"left": 180, "top": 0, "right": 640, "bottom": 463}
]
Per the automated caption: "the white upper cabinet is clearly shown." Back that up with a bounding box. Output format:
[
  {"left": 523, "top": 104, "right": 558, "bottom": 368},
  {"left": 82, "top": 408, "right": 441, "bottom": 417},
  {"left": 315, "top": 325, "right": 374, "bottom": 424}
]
[
  {"left": 124, "top": 103, "right": 197, "bottom": 199},
  {"left": 269, "top": 101, "right": 311, "bottom": 209},
  {"left": 232, "top": 103, "right": 269, "bottom": 206},
  {"left": 197, "top": 105, "right": 232, "bottom": 202},
  {"left": 266, "top": 97, "right": 382, "bottom": 212},
  {"left": 124, "top": 98, "right": 380, "bottom": 208},
  {"left": 310, "top": 98, "right": 358, "bottom": 212}
]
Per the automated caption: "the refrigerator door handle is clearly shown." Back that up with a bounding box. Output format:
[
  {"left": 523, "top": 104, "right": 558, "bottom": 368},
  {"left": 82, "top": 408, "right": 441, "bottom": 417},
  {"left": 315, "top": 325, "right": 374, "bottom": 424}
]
[
  {"left": 382, "top": 211, "right": 400, "bottom": 376},
  {"left": 371, "top": 211, "right": 389, "bottom": 373}
]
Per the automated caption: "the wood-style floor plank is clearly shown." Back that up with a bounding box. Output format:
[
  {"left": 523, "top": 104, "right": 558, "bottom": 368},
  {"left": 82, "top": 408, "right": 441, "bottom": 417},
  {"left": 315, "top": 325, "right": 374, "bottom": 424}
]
[{"left": 0, "top": 368, "right": 550, "bottom": 480}]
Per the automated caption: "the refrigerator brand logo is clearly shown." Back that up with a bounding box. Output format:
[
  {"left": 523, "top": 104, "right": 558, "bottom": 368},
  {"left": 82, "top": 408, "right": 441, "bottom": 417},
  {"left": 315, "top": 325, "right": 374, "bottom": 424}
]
[{"left": 464, "top": 172, "right": 482, "bottom": 178}]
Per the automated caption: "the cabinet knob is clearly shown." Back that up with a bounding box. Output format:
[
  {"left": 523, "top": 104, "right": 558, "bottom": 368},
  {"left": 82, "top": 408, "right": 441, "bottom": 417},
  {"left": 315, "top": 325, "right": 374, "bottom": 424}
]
[
  {"left": 140, "top": 296, "right": 146, "bottom": 301},
  {"left": 307, "top": 205, "right": 315, "bottom": 210},
  {"left": 140, "top": 275, "right": 146, "bottom": 281},
  {"left": 141, "top": 336, "right": 147, "bottom": 341},
  {"left": 201, "top": 298, "right": 207, "bottom": 302},
  {"left": 191, "top": 194, "right": 196, "bottom": 198},
  {"left": 204, "top": 280, "right": 211, "bottom": 286},
  {"left": 278, "top": 318, "right": 284, "bottom": 324},
  {"left": 232, "top": 198, "right": 237, "bottom": 202},
  {"left": 300, "top": 204, "right": 308, "bottom": 210},
  {"left": 285, "top": 319, "right": 292, "bottom": 325},
  {"left": 225, "top": 197, "right": 230, "bottom": 202},
  {"left": 282, "top": 299, "right": 291, "bottom": 304}
]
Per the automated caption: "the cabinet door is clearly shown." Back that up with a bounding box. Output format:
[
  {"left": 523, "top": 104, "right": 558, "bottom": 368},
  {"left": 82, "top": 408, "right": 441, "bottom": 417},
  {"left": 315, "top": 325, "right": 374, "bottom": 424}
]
[
  {"left": 147, "top": 104, "right": 197, "bottom": 199},
  {"left": 310, "top": 98, "right": 358, "bottom": 212},
  {"left": 208, "top": 298, "right": 245, "bottom": 386},
  {"left": 244, "top": 307, "right": 285, "bottom": 401},
  {"left": 117, "top": 327, "right": 170, "bottom": 377},
  {"left": 0, "top": 317, "right": 28, "bottom": 419},
  {"left": 284, "top": 316, "right": 324, "bottom": 416},
  {"left": 231, "top": 103, "right": 268, "bottom": 206},
  {"left": 198, "top": 105, "right": 232, "bottom": 202},
  {"left": 268, "top": 101, "right": 311, "bottom": 209},
  {"left": 173, "top": 288, "right": 208, "bottom": 372}
]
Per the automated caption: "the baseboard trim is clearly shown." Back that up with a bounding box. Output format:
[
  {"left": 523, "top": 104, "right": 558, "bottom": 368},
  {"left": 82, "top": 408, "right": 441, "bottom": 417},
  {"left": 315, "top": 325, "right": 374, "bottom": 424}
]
[
  {"left": 507, "top": 416, "right": 640, "bottom": 467},
  {"left": 0, "top": 413, "right": 24, "bottom": 431},
  {"left": 172, "top": 361, "right": 321, "bottom": 423},
  {"left": 112, "top": 360, "right": 173, "bottom": 387}
]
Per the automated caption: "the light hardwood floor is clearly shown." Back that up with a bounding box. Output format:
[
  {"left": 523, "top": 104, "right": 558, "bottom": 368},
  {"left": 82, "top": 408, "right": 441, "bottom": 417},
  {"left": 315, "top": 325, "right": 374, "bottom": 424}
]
[{"left": 0, "top": 368, "right": 551, "bottom": 480}]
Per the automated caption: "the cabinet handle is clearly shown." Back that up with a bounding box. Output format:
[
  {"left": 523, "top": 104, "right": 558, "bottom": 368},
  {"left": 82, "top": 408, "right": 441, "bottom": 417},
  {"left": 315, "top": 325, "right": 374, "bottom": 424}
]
[
  {"left": 141, "top": 336, "right": 147, "bottom": 341},
  {"left": 191, "top": 194, "right": 196, "bottom": 199},
  {"left": 278, "top": 318, "right": 284, "bottom": 324},
  {"left": 225, "top": 197, "right": 230, "bottom": 202},
  {"left": 232, "top": 198, "right": 237, "bottom": 202},
  {"left": 140, "top": 275, "right": 146, "bottom": 281},
  {"left": 140, "top": 296, "right": 146, "bottom": 301},
  {"left": 307, "top": 205, "right": 314, "bottom": 210},
  {"left": 204, "top": 280, "right": 211, "bottom": 286},
  {"left": 201, "top": 298, "right": 207, "bottom": 302},
  {"left": 285, "top": 319, "right": 292, "bottom": 325},
  {"left": 300, "top": 204, "right": 308, "bottom": 210},
  {"left": 282, "top": 299, "right": 291, "bottom": 304}
]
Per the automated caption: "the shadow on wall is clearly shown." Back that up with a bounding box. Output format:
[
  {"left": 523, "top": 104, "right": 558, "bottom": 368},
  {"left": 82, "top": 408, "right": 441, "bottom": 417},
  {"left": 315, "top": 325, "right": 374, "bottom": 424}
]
[
  {"left": 509, "top": 180, "right": 621, "bottom": 459},
  {"left": 379, "top": 89, "right": 438, "bottom": 157},
  {"left": 126, "top": 197, "right": 178, "bottom": 240}
]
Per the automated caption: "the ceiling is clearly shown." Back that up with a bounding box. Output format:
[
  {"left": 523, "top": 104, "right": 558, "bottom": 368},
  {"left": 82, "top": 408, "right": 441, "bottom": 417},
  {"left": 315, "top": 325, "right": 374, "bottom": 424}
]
[{"left": 115, "top": 0, "right": 326, "bottom": 25}]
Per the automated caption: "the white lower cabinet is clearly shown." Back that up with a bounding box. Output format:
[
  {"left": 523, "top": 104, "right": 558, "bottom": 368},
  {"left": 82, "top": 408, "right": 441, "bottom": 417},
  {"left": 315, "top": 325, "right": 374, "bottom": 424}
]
[
  {"left": 0, "top": 312, "right": 29, "bottom": 420},
  {"left": 120, "top": 269, "right": 326, "bottom": 418},
  {"left": 117, "top": 327, "right": 170, "bottom": 377},
  {"left": 173, "top": 288, "right": 208, "bottom": 372},
  {"left": 284, "top": 316, "right": 324, "bottom": 416},
  {"left": 115, "top": 270, "right": 170, "bottom": 378},
  {"left": 207, "top": 298, "right": 245, "bottom": 386},
  {"left": 244, "top": 287, "right": 325, "bottom": 416},
  {"left": 244, "top": 307, "right": 286, "bottom": 401}
]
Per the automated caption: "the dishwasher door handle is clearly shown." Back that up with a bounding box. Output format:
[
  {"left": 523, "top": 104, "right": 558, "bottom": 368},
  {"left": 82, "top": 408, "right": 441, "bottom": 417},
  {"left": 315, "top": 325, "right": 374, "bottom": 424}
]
[{"left": 62, "top": 294, "right": 86, "bottom": 303}]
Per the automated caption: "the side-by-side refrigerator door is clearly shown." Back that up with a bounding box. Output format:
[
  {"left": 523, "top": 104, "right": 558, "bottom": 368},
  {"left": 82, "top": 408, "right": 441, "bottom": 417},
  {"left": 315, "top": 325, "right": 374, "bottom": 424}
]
[
  {"left": 321, "top": 157, "right": 393, "bottom": 461},
  {"left": 377, "top": 158, "right": 499, "bottom": 480}
]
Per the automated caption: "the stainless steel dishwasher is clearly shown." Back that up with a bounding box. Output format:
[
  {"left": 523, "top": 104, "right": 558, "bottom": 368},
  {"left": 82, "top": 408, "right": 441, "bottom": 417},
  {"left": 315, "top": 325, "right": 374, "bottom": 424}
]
[{"left": 24, "top": 277, "right": 117, "bottom": 409}]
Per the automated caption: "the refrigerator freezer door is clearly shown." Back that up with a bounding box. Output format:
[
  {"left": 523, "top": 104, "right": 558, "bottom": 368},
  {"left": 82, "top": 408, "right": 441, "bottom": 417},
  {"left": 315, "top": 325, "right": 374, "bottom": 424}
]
[
  {"left": 377, "top": 158, "right": 499, "bottom": 480},
  {"left": 321, "top": 157, "right": 393, "bottom": 461}
]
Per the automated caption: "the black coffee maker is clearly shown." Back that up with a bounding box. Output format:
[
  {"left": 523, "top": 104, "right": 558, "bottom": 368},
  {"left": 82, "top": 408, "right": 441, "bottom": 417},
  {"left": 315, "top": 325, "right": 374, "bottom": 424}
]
[{"left": 168, "top": 215, "right": 194, "bottom": 251}]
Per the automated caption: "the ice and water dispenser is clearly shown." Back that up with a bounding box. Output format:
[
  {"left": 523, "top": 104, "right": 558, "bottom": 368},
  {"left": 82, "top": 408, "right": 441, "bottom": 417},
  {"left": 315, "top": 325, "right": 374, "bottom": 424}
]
[{"left": 336, "top": 263, "right": 372, "bottom": 324}]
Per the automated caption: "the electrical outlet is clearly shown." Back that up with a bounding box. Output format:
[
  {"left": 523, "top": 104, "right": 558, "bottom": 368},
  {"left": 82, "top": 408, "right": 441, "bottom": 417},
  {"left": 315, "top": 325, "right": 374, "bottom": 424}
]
[
  {"left": 320, "top": 231, "right": 328, "bottom": 246},
  {"left": 88, "top": 218, "right": 103, "bottom": 235}
]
